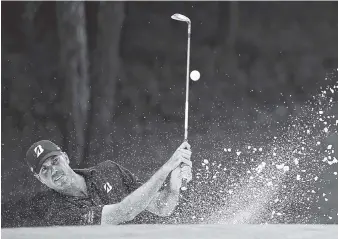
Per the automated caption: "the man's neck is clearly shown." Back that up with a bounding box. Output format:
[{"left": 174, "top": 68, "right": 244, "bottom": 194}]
[{"left": 59, "top": 173, "right": 88, "bottom": 197}]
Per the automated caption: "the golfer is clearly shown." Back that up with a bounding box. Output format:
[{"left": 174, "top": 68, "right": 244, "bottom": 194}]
[{"left": 25, "top": 140, "right": 192, "bottom": 226}]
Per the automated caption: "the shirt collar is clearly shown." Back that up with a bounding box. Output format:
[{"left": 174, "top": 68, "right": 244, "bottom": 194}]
[{"left": 73, "top": 167, "right": 96, "bottom": 178}]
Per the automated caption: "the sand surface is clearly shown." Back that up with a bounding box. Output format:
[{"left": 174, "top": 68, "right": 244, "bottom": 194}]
[{"left": 2, "top": 224, "right": 338, "bottom": 239}]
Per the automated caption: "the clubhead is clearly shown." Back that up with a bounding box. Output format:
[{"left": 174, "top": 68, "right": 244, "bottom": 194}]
[{"left": 171, "top": 13, "right": 191, "bottom": 23}]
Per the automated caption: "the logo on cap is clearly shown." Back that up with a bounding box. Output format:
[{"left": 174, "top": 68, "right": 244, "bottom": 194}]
[
  {"left": 34, "top": 145, "right": 44, "bottom": 158},
  {"left": 103, "top": 182, "right": 112, "bottom": 193}
]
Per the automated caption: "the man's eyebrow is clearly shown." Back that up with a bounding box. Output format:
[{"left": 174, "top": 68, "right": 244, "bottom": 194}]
[
  {"left": 42, "top": 155, "right": 58, "bottom": 167},
  {"left": 50, "top": 155, "right": 59, "bottom": 160}
]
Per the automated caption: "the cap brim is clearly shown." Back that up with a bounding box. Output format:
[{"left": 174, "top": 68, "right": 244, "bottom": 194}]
[{"left": 36, "top": 151, "right": 62, "bottom": 174}]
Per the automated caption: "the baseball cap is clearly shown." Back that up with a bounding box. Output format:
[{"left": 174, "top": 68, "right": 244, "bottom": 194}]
[{"left": 25, "top": 140, "right": 63, "bottom": 174}]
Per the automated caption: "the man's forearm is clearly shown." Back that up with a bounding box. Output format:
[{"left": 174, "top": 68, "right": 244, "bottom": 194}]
[
  {"left": 101, "top": 166, "right": 170, "bottom": 224},
  {"left": 147, "top": 186, "right": 180, "bottom": 216}
]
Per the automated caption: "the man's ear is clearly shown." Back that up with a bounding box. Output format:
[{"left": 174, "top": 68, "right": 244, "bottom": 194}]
[{"left": 34, "top": 173, "right": 44, "bottom": 184}]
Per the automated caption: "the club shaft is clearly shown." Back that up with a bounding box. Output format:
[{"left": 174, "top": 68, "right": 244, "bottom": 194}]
[{"left": 184, "top": 23, "right": 191, "bottom": 141}]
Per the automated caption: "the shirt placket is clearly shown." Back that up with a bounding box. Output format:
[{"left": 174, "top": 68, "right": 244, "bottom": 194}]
[{"left": 88, "top": 181, "right": 103, "bottom": 206}]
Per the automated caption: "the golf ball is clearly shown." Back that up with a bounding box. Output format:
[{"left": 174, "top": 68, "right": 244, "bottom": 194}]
[{"left": 190, "top": 70, "right": 200, "bottom": 81}]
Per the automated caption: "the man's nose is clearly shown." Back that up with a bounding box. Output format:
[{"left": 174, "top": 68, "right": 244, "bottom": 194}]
[{"left": 51, "top": 166, "right": 57, "bottom": 175}]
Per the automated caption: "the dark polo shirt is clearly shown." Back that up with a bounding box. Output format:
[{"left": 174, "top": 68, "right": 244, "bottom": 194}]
[{"left": 44, "top": 160, "right": 147, "bottom": 226}]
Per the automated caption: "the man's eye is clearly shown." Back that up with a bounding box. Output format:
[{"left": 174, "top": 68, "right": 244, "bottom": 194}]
[
  {"left": 53, "top": 157, "right": 59, "bottom": 164},
  {"left": 41, "top": 167, "right": 47, "bottom": 173}
]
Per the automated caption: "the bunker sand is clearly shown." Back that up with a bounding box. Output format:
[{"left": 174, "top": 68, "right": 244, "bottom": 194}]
[{"left": 2, "top": 224, "right": 338, "bottom": 239}]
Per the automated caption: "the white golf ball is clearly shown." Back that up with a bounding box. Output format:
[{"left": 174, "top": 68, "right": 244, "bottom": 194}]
[{"left": 190, "top": 70, "right": 200, "bottom": 81}]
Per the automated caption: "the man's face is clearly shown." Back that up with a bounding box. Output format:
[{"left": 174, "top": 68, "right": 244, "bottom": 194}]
[{"left": 35, "top": 153, "right": 73, "bottom": 191}]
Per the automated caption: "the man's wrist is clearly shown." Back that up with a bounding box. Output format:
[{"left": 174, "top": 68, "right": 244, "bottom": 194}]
[
  {"left": 160, "top": 164, "right": 172, "bottom": 176},
  {"left": 167, "top": 185, "right": 180, "bottom": 196}
]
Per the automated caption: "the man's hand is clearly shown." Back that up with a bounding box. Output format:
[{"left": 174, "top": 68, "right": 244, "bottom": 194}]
[
  {"left": 169, "top": 164, "right": 192, "bottom": 192},
  {"left": 164, "top": 141, "right": 192, "bottom": 192},
  {"left": 162, "top": 141, "right": 192, "bottom": 174}
]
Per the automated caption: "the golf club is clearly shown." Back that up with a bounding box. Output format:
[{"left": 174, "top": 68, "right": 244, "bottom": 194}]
[{"left": 171, "top": 13, "right": 191, "bottom": 191}]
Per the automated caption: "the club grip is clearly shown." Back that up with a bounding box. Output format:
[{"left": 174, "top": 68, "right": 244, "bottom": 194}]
[
  {"left": 181, "top": 178, "right": 188, "bottom": 191},
  {"left": 180, "top": 149, "right": 189, "bottom": 191},
  {"left": 181, "top": 140, "right": 190, "bottom": 191}
]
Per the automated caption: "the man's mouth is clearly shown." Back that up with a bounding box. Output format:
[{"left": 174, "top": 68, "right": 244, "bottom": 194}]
[{"left": 54, "top": 175, "right": 63, "bottom": 182}]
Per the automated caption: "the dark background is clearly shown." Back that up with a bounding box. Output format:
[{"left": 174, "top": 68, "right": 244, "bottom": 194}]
[{"left": 1, "top": 1, "right": 338, "bottom": 227}]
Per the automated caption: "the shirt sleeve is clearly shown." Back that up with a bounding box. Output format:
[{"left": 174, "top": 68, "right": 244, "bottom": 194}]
[{"left": 45, "top": 202, "right": 103, "bottom": 226}]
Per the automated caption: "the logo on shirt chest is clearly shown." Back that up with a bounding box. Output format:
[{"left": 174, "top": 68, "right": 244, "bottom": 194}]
[{"left": 103, "top": 182, "right": 112, "bottom": 193}]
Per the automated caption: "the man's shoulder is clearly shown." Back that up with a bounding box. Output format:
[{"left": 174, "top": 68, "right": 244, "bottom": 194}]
[
  {"left": 79, "top": 160, "right": 124, "bottom": 180},
  {"left": 91, "top": 160, "right": 140, "bottom": 184},
  {"left": 95, "top": 160, "right": 119, "bottom": 168},
  {"left": 74, "top": 160, "right": 127, "bottom": 182},
  {"left": 93, "top": 160, "right": 125, "bottom": 173}
]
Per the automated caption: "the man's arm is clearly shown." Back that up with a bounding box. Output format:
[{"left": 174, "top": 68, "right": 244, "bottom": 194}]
[
  {"left": 115, "top": 162, "right": 180, "bottom": 217},
  {"left": 146, "top": 185, "right": 180, "bottom": 217},
  {"left": 146, "top": 163, "right": 192, "bottom": 217},
  {"left": 102, "top": 142, "right": 192, "bottom": 224},
  {"left": 101, "top": 165, "right": 171, "bottom": 225}
]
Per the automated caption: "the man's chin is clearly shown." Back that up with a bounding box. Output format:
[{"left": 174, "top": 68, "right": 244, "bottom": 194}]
[{"left": 54, "top": 176, "right": 68, "bottom": 187}]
